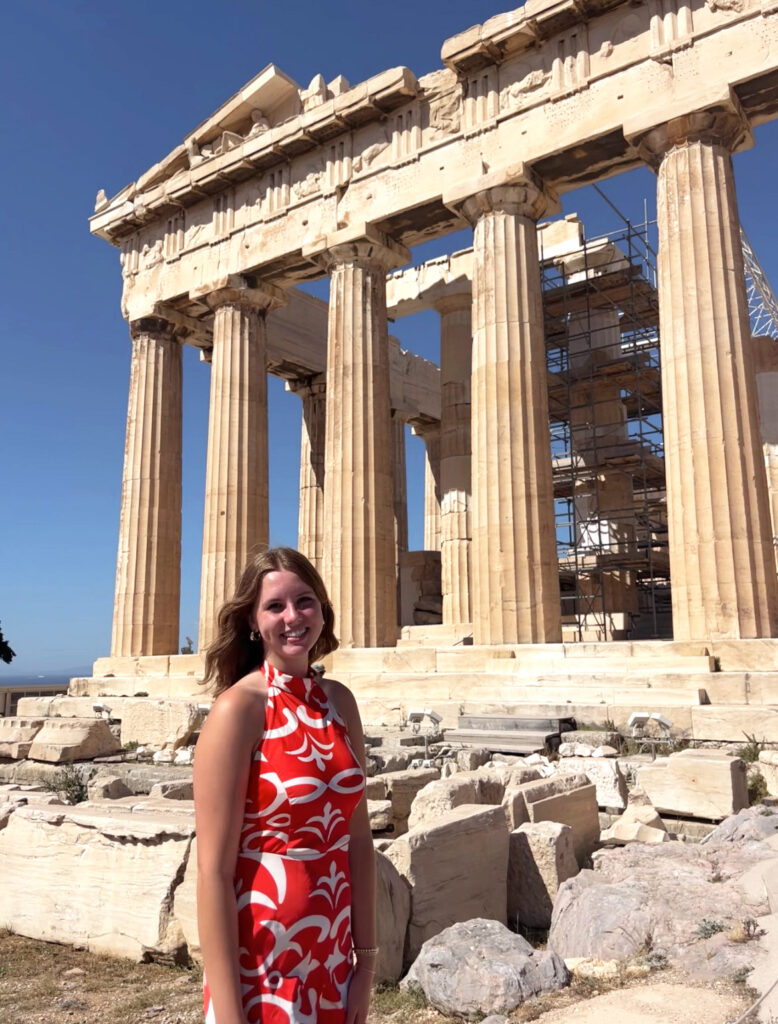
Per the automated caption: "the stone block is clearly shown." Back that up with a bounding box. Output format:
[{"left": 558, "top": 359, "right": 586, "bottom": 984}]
[
  {"left": 691, "top": 706, "right": 778, "bottom": 743},
  {"left": 563, "top": 731, "right": 621, "bottom": 750},
  {"left": 511, "top": 774, "right": 600, "bottom": 865},
  {"left": 0, "top": 804, "right": 194, "bottom": 959},
  {"left": 385, "top": 803, "right": 509, "bottom": 966},
  {"left": 120, "top": 700, "right": 205, "bottom": 751},
  {"left": 149, "top": 780, "right": 194, "bottom": 800},
  {"left": 508, "top": 822, "right": 578, "bottom": 930},
  {"left": 168, "top": 654, "right": 205, "bottom": 677},
  {"left": 368, "top": 799, "right": 392, "bottom": 832},
  {"left": 173, "top": 835, "right": 199, "bottom": 961},
  {"left": 93, "top": 656, "right": 138, "bottom": 677},
  {"left": 555, "top": 758, "right": 629, "bottom": 810},
  {"left": 637, "top": 749, "right": 748, "bottom": 821},
  {"left": 375, "top": 849, "right": 410, "bottom": 984},
  {"left": 27, "top": 718, "right": 121, "bottom": 763},
  {"left": 456, "top": 747, "right": 491, "bottom": 771},
  {"left": 382, "top": 767, "right": 440, "bottom": 833},
  {"left": 407, "top": 775, "right": 477, "bottom": 829},
  {"left": 600, "top": 821, "right": 670, "bottom": 845},
  {"left": 15, "top": 697, "right": 56, "bottom": 718},
  {"left": 0, "top": 718, "right": 46, "bottom": 759},
  {"left": 88, "top": 774, "right": 133, "bottom": 800},
  {"left": 365, "top": 776, "right": 387, "bottom": 800},
  {"left": 617, "top": 801, "right": 666, "bottom": 832}
]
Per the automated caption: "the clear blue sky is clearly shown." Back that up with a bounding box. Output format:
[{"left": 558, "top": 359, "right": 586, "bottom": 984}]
[{"left": 2, "top": 1, "right": 778, "bottom": 676}]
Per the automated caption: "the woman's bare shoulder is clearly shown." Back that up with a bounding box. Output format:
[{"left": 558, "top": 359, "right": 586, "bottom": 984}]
[
  {"left": 317, "top": 674, "right": 352, "bottom": 704},
  {"left": 201, "top": 670, "right": 267, "bottom": 739}
]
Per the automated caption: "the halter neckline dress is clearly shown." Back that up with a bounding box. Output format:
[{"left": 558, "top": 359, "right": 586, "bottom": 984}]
[{"left": 203, "top": 661, "right": 365, "bottom": 1024}]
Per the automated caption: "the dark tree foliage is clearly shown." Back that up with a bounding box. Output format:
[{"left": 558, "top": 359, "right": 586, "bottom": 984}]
[{"left": 0, "top": 622, "right": 15, "bottom": 664}]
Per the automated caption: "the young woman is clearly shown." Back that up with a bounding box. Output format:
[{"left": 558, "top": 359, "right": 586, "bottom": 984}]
[{"left": 193, "top": 547, "right": 376, "bottom": 1024}]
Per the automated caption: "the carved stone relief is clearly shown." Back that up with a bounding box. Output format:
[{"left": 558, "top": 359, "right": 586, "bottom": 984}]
[
  {"left": 291, "top": 156, "right": 326, "bottom": 199},
  {"left": 425, "top": 74, "right": 462, "bottom": 136},
  {"left": 500, "top": 68, "right": 550, "bottom": 112},
  {"left": 353, "top": 139, "right": 390, "bottom": 174}
]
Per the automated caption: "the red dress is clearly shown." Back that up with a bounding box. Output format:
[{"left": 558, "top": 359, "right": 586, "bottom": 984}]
[{"left": 203, "top": 662, "right": 365, "bottom": 1023}]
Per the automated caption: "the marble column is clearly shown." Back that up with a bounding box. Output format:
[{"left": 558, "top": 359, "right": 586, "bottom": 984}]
[
  {"left": 289, "top": 375, "right": 326, "bottom": 572},
  {"left": 421, "top": 427, "right": 442, "bottom": 553},
  {"left": 461, "top": 180, "right": 562, "bottom": 645},
  {"left": 197, "top": 282, "right": 285, "bottom": 650},
  {"left": 111, "top": 317, "right": 182, "bottom": 657},
  {"left": 435, "top": 293, "right": 473, "bottom": 624},
  {"left": 321, "top": 230, "right": 409, "bottom": 647},
  {"left": 633, "top": 106, "right": 778, "bottom": 639},
  {"left": 752, "top": 338, "right": 778, "bottom": 576},
  {"left": 392, "top": 412, "right": 409, "bottom": 562}
]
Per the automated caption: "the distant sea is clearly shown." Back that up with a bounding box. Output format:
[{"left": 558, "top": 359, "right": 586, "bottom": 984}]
[{"left": 0, "top": 668, "right": 91, "bottom": 688}]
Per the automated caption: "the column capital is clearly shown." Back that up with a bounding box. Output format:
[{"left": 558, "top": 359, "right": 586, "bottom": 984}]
[
  {"left": 410, "top": 417, "right": 441, "bottom": 444},
  {"left": 129, "top": 315, "right": 177, "bottom": 341},
  {"left": 431, "top": 289, "right": 472, "bottom": 317},
  {"left": 303, "top": 222, "right": 410, "bottom": 274},
  {"left": 189, "top": 274, "right": 286, "bottom": 314},
  {"left": 444, "top": 162, "right": 560, "bottom": 224},
  {"left": 624, "top": 89, "right": 753, "bottom": 168},
  {"left": 286, "top": 373, "right": 327, "bottom": 400}
]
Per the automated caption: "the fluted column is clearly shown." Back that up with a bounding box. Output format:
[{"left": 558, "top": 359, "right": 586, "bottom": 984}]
[
  {"left": 632, "top": 105, "right": 778, "bottom": 639},
  {"left": 753, "top": 339, "right": 778, "bottom": 576},
  {"left": 289, "top": 375, "right": 326, "bottom": 571},
  {"left": 413, "top": 424, "right": 441, "bottom": 551},
  {"left": 458, "top": 179, "right": 562, "bottom": 645},
  {"left": 392, "top": 412, "right": 409, "bottom": 562},
  {"left": 435, "top": 293, "right": 472, "bottom": 624},
  {"left": 321, "top": 230, "right": 410, "bottom": 647},
  {"left": 197, "top": 281, "right": 285, "bottom": 649},
  {"left": 111, "top": 318, "right": 182, "bottom": 657}
]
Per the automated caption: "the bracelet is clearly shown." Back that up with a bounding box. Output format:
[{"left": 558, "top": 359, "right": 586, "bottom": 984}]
[{"left": 352, "top": 946, "right": 379, "bottom": 958}]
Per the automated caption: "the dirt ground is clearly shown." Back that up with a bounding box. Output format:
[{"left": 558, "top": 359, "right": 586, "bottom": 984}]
[{"left": 0, "top": 933, "right": 755, "bottom": 1024}]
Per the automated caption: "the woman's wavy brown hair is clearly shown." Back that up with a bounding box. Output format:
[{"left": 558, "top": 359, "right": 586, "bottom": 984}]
[{"left": 202, "top": 547, "right": 338, "bottom": 697}]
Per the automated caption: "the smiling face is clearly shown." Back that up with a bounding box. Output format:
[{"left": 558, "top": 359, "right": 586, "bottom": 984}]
[{"left": 251, "top": 569, "right": 325, "bottom": 676}]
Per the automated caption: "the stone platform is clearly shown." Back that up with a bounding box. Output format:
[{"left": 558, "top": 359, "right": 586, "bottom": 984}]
[{"left": 47, "top": 636, "right": 778, "bottom": 746}]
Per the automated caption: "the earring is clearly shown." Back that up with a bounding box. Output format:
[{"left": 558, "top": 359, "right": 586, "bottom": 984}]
[{"left": 249, "top": 630, "right": 261, "bottom": 642}]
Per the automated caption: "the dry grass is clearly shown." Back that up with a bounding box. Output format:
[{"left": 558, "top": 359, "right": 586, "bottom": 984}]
[
  {"left": 0, "top": 933, "right": 452, "bottom": 1024},
  {"left": 0, "top": 932, "right": 752, "bottom": 1024}
]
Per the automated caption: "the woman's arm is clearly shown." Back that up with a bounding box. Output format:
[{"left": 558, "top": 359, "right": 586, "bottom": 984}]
[
  {"left": 193, "top": 683, "right": 264, "bottom": 1024},
  {"left": 325, "top": 679, "right": 376, "bottom": 1024}
]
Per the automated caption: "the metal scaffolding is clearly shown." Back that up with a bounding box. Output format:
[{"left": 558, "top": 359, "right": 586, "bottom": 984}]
[
  {"left": 741, "top": 226, "right": 778, "bottom": 340},
  {"left": 539, "top": 207, "right": 671, "bottom": 641}
]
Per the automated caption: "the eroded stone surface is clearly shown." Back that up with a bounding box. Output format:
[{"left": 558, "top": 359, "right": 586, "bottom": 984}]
[
  {"left": 0, "top": 803, "right": 194, "bottom": 959},
  {"left": 402, "top": 918, "right": 569, "bottom": 1018},
  {"left": 27, "top": 718, "right": 121, "bottom": 763},
  {"left": 386, "top": 803, "right": 509, "bottom": 965}
]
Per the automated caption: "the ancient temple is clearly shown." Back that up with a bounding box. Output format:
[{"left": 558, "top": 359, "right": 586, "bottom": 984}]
[{"left": 86, "top": 0, "right": 778, "bottom": 739}]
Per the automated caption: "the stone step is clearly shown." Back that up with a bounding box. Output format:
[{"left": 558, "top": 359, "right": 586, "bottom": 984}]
[
  {"left": 457, "top": 714, "right": 576, "bottom": 732},
  {"left": 330, "top": 641, "right": 720, "bottom": 677},
  {"left": 340, "top": 669, "right": 774, "bottom": 705},
  {"left": 443, "top": 728, "right": 556, "bottom": 754},
  {"left": 481, "top": 655, "right": 716, "bottom": 674},
  {"left": 691, "top": 704, "right": 778, "bottom": 743},
  {"left": 68, "top": 675, "right": 207, "bottom": 700}
]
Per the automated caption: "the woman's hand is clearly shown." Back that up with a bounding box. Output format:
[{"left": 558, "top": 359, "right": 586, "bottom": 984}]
[{"left": 346, "top": 963, "right": 374, "bottom": 1024}]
